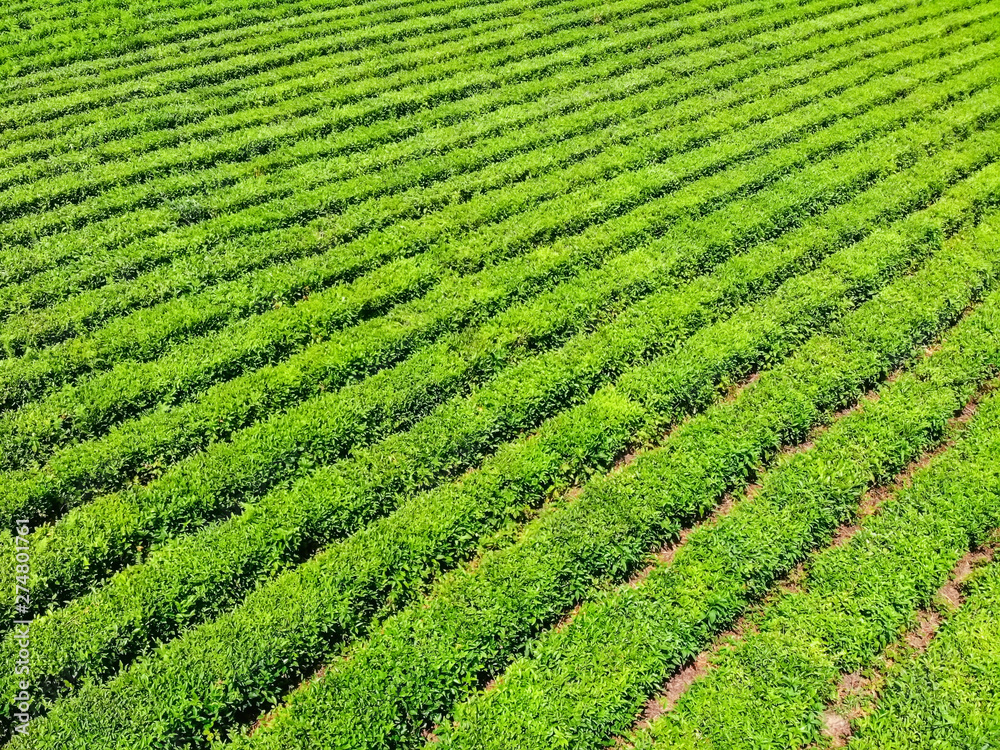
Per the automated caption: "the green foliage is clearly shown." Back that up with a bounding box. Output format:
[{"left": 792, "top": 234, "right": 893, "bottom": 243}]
[
  {"left": 16, "top": 183, "right": 1000, "bottom": 750},
  {"left": 5, "top": 140, "right": 976, "bottom": 718},
  {"left": 5, "top": 0, "right": 1000, "bottom": 747},
  {"left": 2, "top": 0, "right": 965, "bottom": 354}
]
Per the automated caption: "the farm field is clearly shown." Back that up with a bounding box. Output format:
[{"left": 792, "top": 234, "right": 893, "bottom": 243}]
[{"left": 3, "top": 0, "right": 1000, "bottom": 747}]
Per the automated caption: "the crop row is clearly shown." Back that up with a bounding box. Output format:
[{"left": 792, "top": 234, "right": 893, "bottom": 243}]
[
  {"left": 0, "top": 0, "right": 876, "bottom": 300},
  {"left": 625, "top": 377, "right": 1000, "bottom": 749},
  {"left": 0, "top": 0, "right": 439, "bottom": 80},
  {"left": 11, "top": 0, "right": 952, "bottom": 208},
  {"left": 0, "top": 0, "right": 577, "bottom": 107},
  {"left": 15, "top": 187, "right": 1000, "bottom": 750},
  {"left": 0, "top": 0, "right": 624, "bottom": 176},
  {"left": 1, "top": 0, "right": 593, "bottom": 91},
  {"left": 6, "top": 140, "right": 996, "bottom": 723},
  {"left": 0, "top": 0, "right": 792, "bottom": 223},
  {"left": 0, "top": 0, "right": 892, "bottom": 332},
  {"left": 3, "top": 81, "right": 992, "bottom": 550},
  {"left": 0, "top": 0, "right": 853, "bottom": 302},
  {"left": 6, "top": 130, "right": 995, "bottom": 708},
  {"left": 2, "top": 0, "right": 940, "bottom": 322},
  {"left": 0, "top": 0, "right": 946, "bottom": 315},
  {"left": 7, "top": 0, "right": 885, "bottom": 150},
  {"left": 9, "top": 0, "right": 852, "bottom": 210},
  {"left": 4, "top": 0, "right": 764, "bottom": 160},
  {"left": 440, "top": 284, "right": 1000, "bottom": 750},
  {"left": 0, "top": 0, "right": 743, "bottom": 276},
  {"left": 1, "top": 26, "right": 988, "bottom": 477},
  {"left": 6, "top": 97, "right": 981, "bottom": 624},
  {"left": 5, "top": 56, "right": 996, "bottom": 440},
  {"left": 851, "top": 557, "right": 1000, "bottom": 748},
  {"left": 0, "top": 0, "right": 604, "bottom": 120},
  {"left": 223, "top": 208, "right": 1000, "bottom": 750},
  {"left": 1, "top": 0, "right": 945, "bottom": 272}
]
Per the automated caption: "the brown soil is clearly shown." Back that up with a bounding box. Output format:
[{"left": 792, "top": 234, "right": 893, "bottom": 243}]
[
  {"left": 822, "top": 709, "right": 853, "bottom": 746},
  {"left": 627, "top": 494, "right": 740, "bottom": 588},
  {"left": 904, "top": 611, "right": 943, "bottom": 651},
  {"left": 422, "top": 726, "right": 441, "bottom": 743},
  {"left": 934, "top": 546, "right": 995, "bottom": 612},
  {"left": 611, "top": 448, "right": 642, "bottom": 474},
  {"left": 819, "top": 670, "right": 883, "bottom": 747},
  {"left": 625, "top": 611, "right": 762, "bottom": 739},
  {"left": 650, "top": 652, "right": 710, "bottom": 716},
  {"left": 247, "top": 665, "right": 329, "bottom": 737},
  {"left": 722, "top": 371, "right": 761, "bottom": 404}
]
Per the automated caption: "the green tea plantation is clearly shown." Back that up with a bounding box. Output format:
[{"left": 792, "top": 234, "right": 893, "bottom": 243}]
[{"left": 2, "top": 0, "right": 1000, "bottom": 747}]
